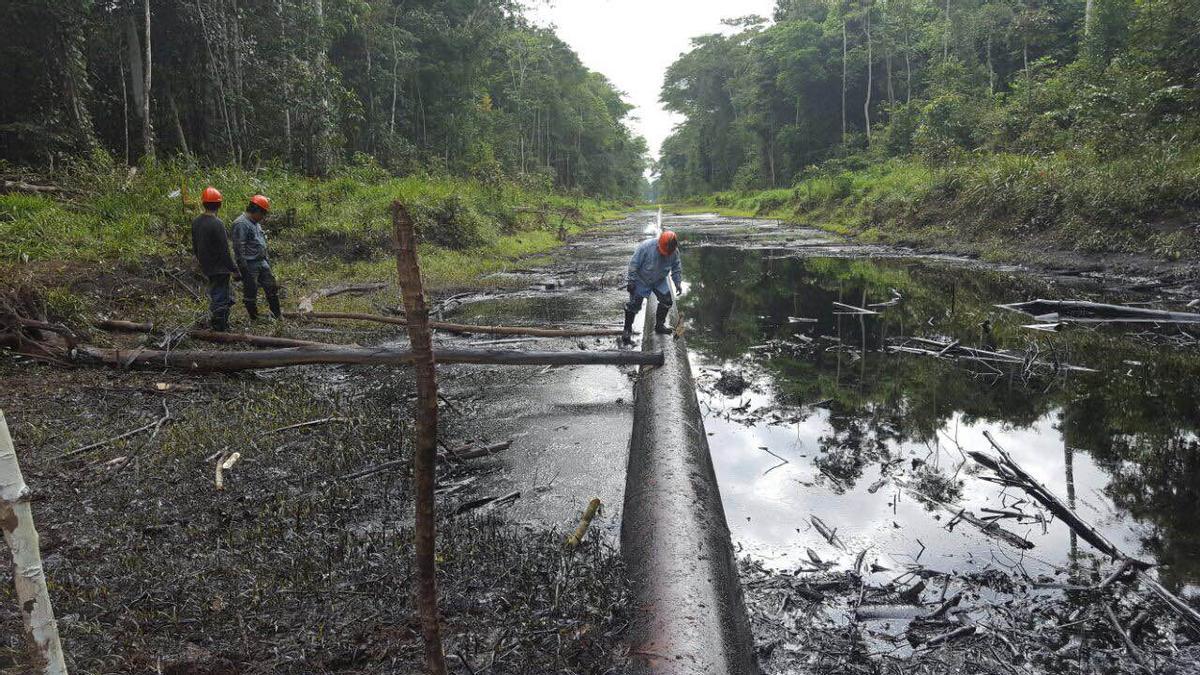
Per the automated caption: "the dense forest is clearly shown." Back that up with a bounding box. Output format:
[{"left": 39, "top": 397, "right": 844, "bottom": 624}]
[
  {"left": 658, "top": 0, "right": 1199, "bottom": 194},
  {"left": 654, "top": 0, "right": 1200, "bottom": 256},
  {"left": 0, "top": 0, "right": 647, "bottom": 198}
]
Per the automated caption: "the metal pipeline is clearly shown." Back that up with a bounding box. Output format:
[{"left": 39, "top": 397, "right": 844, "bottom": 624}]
[{"left": 621, "top": 292, "right": 759, "bottom": 674}]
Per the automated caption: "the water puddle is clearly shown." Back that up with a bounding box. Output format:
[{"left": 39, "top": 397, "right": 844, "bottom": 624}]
[{"left": 679, "top": 246, "right": 1200, "bottom": 591}]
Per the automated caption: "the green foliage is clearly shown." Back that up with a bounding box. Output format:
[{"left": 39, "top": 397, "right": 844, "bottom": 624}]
[
  {"left": 0, "top": 1, "right": 647, "bottom": 198},
  {"left": 0, "top": 160, "right": 626, "bottom": 272},
  {"left": 654, "top": 0, "right": 1200, "bottom": 258}
]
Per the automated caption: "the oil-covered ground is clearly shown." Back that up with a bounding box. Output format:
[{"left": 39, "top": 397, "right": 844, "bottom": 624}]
[
  {"left": 0, "top": 218, "right": 657, "bottom": 673},
  {"left": 3, "top": 211, "right": 1200, "bottom": 673}
]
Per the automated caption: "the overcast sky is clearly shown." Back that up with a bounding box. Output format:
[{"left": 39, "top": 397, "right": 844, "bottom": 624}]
[{"left": 526, "top": 0, "right": 775, "bottom": 166}]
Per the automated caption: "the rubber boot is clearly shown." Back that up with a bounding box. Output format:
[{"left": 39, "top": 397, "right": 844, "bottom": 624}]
[
  {"left": 211, "top": 308, "right": 230, "bottom": 332},
  {"left": 245, "top": 301, "right": 261, "bottom": 322},
  {"left": 654, "top": 304, "right": 673, "bottom": 335},
  {"left": 621, "top": 309, "right": 636, "bottom": 345},
  {"left": 267, "top": 294, "right": 282, "bottom": 320}
]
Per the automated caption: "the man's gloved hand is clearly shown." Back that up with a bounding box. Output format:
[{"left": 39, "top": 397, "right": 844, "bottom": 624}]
[{"left": 626, "top": 281, "right": 635, "bottom": 294}]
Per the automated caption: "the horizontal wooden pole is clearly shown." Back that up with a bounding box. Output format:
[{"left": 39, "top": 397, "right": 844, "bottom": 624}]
[
  {"left": 286, "top": 311, "right": 624, "bottom": 337},
  {"left": 96, "top": 319, "right": 330, "bottom": 348},
  {"left": 72, "top": 344, "right": 661, "bottom": 372}
]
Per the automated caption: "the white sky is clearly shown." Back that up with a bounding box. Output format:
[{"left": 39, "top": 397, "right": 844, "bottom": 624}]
[{"left": 526, "top": 0, "right": 776, "bottom": 167}]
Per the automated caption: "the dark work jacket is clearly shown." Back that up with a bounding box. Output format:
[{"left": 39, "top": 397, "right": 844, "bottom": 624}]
[{"left": 190, "top": 213, "right": 237, "bottom": 276}]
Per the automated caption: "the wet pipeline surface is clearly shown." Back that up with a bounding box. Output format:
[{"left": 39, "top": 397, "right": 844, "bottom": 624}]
[{"left": 669, "top": 229, "right": 1200, "bottom": 672}]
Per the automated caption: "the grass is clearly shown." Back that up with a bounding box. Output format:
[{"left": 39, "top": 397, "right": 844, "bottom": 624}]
[
  {"left": 0, "top": 158, "right": 633, "bottom": 325},
  {"left": 665, "top": 148, "right": 1200, "bottom": 262}
]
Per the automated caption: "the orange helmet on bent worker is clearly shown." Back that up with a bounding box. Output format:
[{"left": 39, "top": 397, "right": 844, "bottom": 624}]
[
  {"left": 658, "top": 230, "right": 678, "bottom": 255},
  {"left": 249, "top": 194, "right": 271, "bottom": 212}
]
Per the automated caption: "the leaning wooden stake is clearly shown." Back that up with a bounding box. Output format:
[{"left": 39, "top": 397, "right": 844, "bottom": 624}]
[
  {"left": 393, "top": 203, "right": 447, "bottom": 675},
  {"left": 565, "top": 498, "right": 602, "bottom": 549},
  {"left": 0, "top": 411, "right": 68, "bottom": 674}
]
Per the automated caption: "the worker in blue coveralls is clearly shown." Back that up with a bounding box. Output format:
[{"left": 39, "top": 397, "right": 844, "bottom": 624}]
[{"left": 622, "top": 230, "right": 682, "bottom": 344}]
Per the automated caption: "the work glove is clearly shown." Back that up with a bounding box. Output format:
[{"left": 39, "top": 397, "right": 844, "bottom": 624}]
[{"left": 626, "top": 281, "right": 635, "bottom": 294}]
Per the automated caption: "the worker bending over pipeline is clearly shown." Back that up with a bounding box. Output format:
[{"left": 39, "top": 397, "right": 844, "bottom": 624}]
[{"left": 622, "top": 230, "right": 683, "bottom": 344}]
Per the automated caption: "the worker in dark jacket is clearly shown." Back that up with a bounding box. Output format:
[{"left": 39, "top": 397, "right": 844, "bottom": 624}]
[
  {"left": 190, "top": 187, "right": 237, "bottom": 331},
  {"left": 622, "top": 230, "right": 683, "bottom": 344},
  {"left": 230, "top": 195, "right": 281, "bottom": 321}
]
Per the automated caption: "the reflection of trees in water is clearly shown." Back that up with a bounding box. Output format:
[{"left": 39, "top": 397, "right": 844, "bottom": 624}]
[
  {"left": 684, "top": 246, "right": 1200, "bottom": 581},
  {"left": 814, "top": 406, "right": 896, "bottom": 493}
]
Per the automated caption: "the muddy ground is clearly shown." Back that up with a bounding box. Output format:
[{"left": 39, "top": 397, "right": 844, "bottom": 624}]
[
  {"left": 3, "top": 211, "right": 1200, "bottom": 673},
  {"left": 0, "top": 219, "right": 653, "bottom": 673}
]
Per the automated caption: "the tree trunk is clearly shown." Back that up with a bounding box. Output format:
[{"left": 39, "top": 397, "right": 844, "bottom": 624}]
[
  {"left": 864, "top": 1, "right": 873, "bottom": 144},
  {"left": 120, "top": 51, "right": 130, "bottom": 165},
  {"left": 392, "top": 203, "right": 448, "bottom": 675},
  {"left": 841, "top": 18, "right": 848, "bottom": 141},
  {"left": 943, "top": 0, "right": 951, "bottom": 59},
  {"left": 141, "top": 0, "right": 155, "bottom": 161},
  {"left": 168, "top": 91, "right": 190, "bottom": 160},
  {"left": 0, "top": 412, "right": 68, "bottom": 674},
  {"left": 125, "top": 16, "right": 145, "bottom": 118},
  {"left": 987, "top": 33, "right": 995, "bottom": 94},
  {"left": 1084, "top": 0, "right": 1094, "bottom": 36},
  {"left": 904, "top": 24, "right": 913, "bottom": 103}
]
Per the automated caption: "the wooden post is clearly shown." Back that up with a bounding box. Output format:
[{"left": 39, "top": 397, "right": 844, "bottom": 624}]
[
  {"left": 392, "top": 202, "right": 447, "bottom": 675},
  {"left": 0, "top": 411, "right": 68, "bottom": 674}
]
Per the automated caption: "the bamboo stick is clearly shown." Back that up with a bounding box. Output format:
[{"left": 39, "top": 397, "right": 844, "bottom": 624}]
[{"left": 565, "top": 498, "right": 602, "bottom": 549}]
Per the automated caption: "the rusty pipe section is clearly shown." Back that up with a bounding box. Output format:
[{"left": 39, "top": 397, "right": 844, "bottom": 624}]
[{"left": 621, "top": 294, "right": 759, "bottom": 674}]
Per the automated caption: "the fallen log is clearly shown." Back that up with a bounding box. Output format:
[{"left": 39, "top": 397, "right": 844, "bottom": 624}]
[
  {"left": 66, "top": 343, "right": 660, "bottom": 372},
  {"left": 97, "top": 319, "right": 330, "bottom": 348},
  {"left": 970, "top": 433, "right": 1200, "bottom": 634},
  {"left": 442, "top": 440, "right": 511, "bottom": 462},
  {"left": 998, "top": 299, "right": 1200, "bottom": 324},
  {"left": 297, "top": 282, "right": 388, "bottom": 313},
  {"left": 284, "top": 310, "right": 624, "bottom": 337},
  {"left": 970, "top": 431, "right": 1149, "bottom": 567},
  {"left": 1, "top": 179, "right": 70, "bottom": 195}
]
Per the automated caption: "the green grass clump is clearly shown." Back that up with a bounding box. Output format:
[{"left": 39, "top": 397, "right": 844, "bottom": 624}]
[{"left": 664, "top": 147, "right": 1200, "bottom": 261}]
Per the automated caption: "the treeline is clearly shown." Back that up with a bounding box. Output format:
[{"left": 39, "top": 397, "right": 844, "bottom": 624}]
[
  {"left": 655, "top": 0, "right": 1199, "bottom": 198},
  {"left": 0, "top": 0, "right": 647, "bottom": 198}
]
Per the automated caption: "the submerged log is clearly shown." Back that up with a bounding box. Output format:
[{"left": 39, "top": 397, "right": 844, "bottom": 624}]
[
  {"left": 285, "top": 310, "right": 624, "bottom": 337},
  {"left": 998, "top": 299, "right": 1200, "bottom": 324},
  {"left": 69, "top": 343, "right": 662, "bottom": 372}
]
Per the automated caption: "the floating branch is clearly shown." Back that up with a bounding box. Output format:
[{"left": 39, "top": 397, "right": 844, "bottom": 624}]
[{"left": 998, "top": 299, "right": 1200, "bottom": 324}]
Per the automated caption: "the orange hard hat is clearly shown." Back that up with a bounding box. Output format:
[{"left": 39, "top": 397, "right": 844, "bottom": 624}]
[
  {"left": 657, "top": 230, "right": 678, "bottom": 255},
  {"left": 201, "top": 186, "right": 222, "bottom": 204},
  {"left": 250, "top": 194, "right": 271, "bottom": 212}
]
